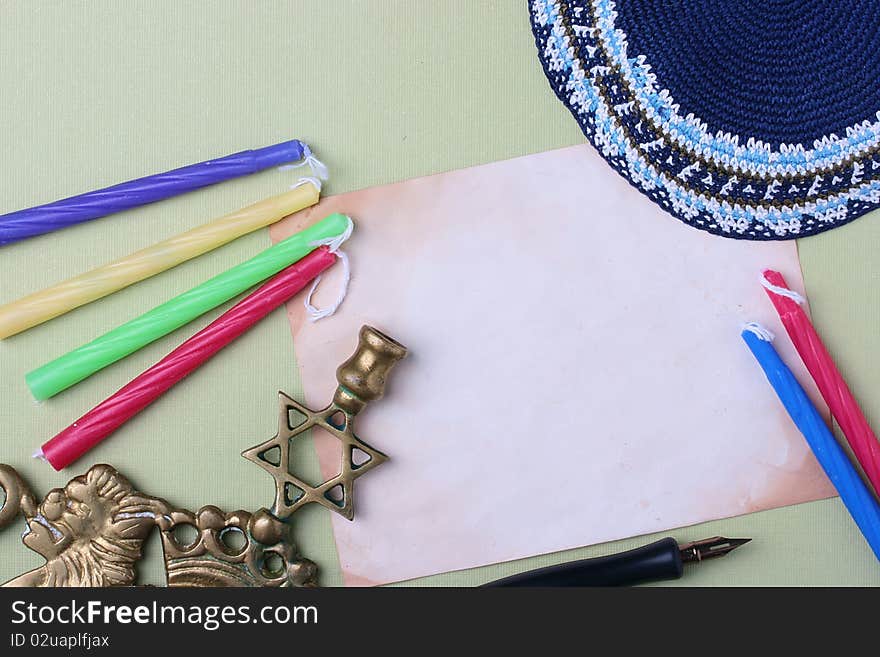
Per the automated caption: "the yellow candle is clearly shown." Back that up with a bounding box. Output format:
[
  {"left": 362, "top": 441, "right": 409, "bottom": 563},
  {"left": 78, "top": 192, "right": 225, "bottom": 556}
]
[{"left": 0, "top": 181, "right": 320, "bottom": 339}]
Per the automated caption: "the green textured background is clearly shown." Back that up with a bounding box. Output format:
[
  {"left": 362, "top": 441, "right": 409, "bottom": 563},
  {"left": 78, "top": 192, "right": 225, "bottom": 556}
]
[{"left": 1, "top": 1, "right": 878, "bottom": 586}]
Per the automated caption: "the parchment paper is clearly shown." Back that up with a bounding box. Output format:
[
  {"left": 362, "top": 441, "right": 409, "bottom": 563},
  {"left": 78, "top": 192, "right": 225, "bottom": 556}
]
[{"left": 271, "top": 145, "right": 835, "bottom": 585}]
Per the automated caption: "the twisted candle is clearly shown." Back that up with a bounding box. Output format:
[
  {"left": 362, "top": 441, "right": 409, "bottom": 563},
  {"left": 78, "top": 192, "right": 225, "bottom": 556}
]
[
  {"left": 39, "top": 248, "right": 337, "bottom": 470},
  {"left": 762, "top": 269, "right": 880, "bottom": 499},
  {"left": 26, "top": 213, "right": 352, "bottom": 400},
  {"left": 0, "top": 140, "right": 312, "bottom": 245},
  {"left": 742, "top": 324, "right": 880, "bottom": 560},
  {"left": 0, "top": 181, "right": 320, "bottom": 339}
]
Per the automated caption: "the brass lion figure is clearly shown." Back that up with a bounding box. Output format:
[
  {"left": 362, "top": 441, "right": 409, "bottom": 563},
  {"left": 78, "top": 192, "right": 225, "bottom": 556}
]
[
  {"left": 0, "top": 464, "right": 166, "bottom": 587},
  {"left": 0, "top": 464, "right": 317, "bottom": 588}
]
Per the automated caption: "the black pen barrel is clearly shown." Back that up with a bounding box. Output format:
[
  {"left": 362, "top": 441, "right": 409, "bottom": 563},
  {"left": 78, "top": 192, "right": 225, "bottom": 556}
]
[{"left": 483, "top": 538, "right": 684, "bottom": 587}]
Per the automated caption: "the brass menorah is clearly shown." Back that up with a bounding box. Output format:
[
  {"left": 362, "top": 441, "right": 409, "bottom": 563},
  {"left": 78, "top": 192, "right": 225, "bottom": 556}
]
[{"left": 0, "top": 326, "right": 406, "bottom": 587}]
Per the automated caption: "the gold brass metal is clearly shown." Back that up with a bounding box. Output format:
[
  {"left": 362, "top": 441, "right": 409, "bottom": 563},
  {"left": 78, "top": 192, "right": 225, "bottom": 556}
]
[
  {"left": 0, "top": 325, "right": 406, "bottom": 587},
  {"left": 242, "top": 325, "right": 408, "bottom": 520},
  {"left": 333, "top": 326, "right": 408, "bottom": 414},
  {"left": 157, "top": 506, "right": 318, "bottom": 587},
  {"left": 0, "top": 464, "right": 167, "bottom": 587}
]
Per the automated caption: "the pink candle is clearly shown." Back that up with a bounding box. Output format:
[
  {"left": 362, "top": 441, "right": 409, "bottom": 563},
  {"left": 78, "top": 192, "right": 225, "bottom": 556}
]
[
  {"left": 762, "top": 269, "right": 880, "bottom": 497},
  {"left": 41, "top": 247, "right": 336, "bottom": 470}
]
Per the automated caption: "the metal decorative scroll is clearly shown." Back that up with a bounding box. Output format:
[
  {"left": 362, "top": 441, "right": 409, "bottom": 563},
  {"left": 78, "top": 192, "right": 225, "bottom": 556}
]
[{"left": 0, "top": 325, "right": 407, "bottom": 587}]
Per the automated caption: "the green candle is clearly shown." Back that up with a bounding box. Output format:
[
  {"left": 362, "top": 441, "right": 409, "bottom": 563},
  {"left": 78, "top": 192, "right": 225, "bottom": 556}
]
[{"left": 26, "top": 213, "right": 351, "bottom": 400}]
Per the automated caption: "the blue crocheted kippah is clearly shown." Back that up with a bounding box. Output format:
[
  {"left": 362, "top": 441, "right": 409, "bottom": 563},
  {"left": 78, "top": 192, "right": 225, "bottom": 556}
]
[{"left": 530, "top": 0, "right": 880, "bottom": 239}]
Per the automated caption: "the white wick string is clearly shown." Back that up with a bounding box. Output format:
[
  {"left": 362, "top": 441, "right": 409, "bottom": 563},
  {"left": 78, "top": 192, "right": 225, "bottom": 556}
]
[
  {"left": 760, "top": 274, "right": 806, "bottom": 304},
  {"left": 279, "top": 144, "right": 329, "bottom": 181},
  {"left": 291, "top": 176, "right": 322, "bottom": 193},
  {"left": 306, "top": 251, "right": 350, "bottom": 322},
  {"left": 304, "top": 216, "right": 354, "bottom": 322},
  {"left": 743, "top": 322, "right": 776, "bottom": 342},
  {"left": 32, "top": 448, "right": 47, "bottom": 462}
]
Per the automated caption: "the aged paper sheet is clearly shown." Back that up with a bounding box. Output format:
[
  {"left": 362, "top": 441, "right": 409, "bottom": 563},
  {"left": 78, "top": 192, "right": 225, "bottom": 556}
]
[{"left": 272, "top": 145, "right": 834, "bottom": 585}]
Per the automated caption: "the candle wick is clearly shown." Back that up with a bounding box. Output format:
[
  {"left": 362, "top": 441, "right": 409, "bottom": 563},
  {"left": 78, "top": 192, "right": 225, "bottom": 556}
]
[
  {"left": 292, "top": 176, "right": 323, "bottom": 193},
  {"left": 304, "top": 216, "right": 355, "bottom": 323},
  {"left": 743, "top": 322, "right": 776, "bottom": 342},
  {"left": 305, "top": 251, "right": 351, "bottom": 323},
  {"left": 279, "top": 144, "right": 329, "bottom": 181},
  {"left": 760, "top": 275, "right": 805, "bottom": 305}
]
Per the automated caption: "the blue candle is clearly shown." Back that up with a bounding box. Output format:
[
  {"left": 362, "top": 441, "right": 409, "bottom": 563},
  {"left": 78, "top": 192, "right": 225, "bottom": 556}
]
[
  {"left": 0, "top": 140, "right": 318, "bottom": 246},
  {"left": 742, "top": 323, "right": 880, "bottom": 560}
]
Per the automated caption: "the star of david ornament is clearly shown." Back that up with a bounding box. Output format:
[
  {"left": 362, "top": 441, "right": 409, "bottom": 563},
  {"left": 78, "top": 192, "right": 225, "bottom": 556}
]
[{"left": 243, "top": 325, "right": 407, "bottom": 521}]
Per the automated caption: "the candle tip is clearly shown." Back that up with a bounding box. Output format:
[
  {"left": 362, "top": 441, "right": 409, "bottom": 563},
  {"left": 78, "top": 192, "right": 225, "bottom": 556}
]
[
  {"left": 743, "top": 322, "right": 775, "bottom": 342},
  {"left": 760, "top": 272, "right": 805, "bottom": 305},
  {"left": 31, "top": 448, "right": 47, "bottom": 462},
  {"left": 310, "top": 215, "right": 354, "bottom": 254},
  {"left": 299, "top": 144, "right": 329, "bottom": 181},
  {"left": 279, "top": 145, "right": 329, "bottom": 181}
]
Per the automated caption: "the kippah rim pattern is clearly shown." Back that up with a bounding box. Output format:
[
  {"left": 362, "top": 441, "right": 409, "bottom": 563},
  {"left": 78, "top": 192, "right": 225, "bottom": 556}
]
[{"left": 530, "top": 0, "right": 880, "bottom": 239}]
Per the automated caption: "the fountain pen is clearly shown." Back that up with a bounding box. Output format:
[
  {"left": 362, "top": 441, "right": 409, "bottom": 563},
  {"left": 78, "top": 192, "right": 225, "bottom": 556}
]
[{"left": 483, "top": 536, "right": 750, "bottom": 587}]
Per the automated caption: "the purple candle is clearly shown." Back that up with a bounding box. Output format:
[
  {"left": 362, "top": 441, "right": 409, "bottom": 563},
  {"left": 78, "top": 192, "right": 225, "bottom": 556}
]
[{"left": 0, "top": 140, "right": 317, "bottom": 246}]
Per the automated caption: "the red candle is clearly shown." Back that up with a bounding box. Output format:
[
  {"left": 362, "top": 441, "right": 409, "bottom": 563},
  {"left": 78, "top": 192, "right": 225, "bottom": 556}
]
[
  {"left": 762, "top": 269, "right": 880, "bottom": 498},
  {"left": 41, "top": 247, "right": 336, "bottom": 470}
]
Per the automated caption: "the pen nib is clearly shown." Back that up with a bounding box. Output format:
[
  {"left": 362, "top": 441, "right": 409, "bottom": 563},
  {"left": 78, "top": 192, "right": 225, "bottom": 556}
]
[{"left": 678, "top": 536, "right": 751, "bottom": 563}]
